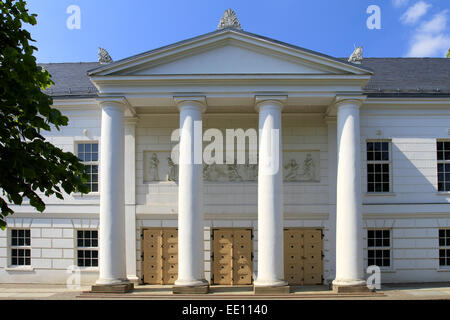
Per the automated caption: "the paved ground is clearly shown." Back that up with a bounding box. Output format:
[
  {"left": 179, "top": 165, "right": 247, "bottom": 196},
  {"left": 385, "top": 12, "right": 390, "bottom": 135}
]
[{"left": 0, "top": 283, "right": 449, "bottom": 300}]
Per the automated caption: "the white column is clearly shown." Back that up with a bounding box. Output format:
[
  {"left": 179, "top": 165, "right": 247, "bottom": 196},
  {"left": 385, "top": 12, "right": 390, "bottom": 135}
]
[
  {"left": 124, "top": 117, "right": 138, "bottom": 283},
  {"left": 96, "top": 98, "right": 128, "bottom": 285},
  {"left": 174, "top": 97, "right": 208, "bottom": 288},
  {"left": 333, "top": 98, "right": 366, "bottom": 290},
  {"left": 326, "top": 117, "right": 337, "bottom": 282},
  {"left": 254, "top": 96, "right": 287, "bottom": 288}
]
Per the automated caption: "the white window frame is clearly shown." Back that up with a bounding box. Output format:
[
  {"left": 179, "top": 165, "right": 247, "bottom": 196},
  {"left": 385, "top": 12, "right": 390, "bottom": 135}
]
[
  {"left": 366, "top": 140, "right": 393, "bottom": 194},
  {"left": 9, "top": 228, "right": 31, "bottom": 267},
  {"left": 439, "top": 228, "right": 450, "bottom": 269},
  {"left": 437, "top": 140, "right": 450, "bottom": 193},
  {"left": 367, "top": 228, "right": 392, "bottom": 270},
  {"left": 76, "top": 229, "right": 99, "bottom": 269},
  {"left": 75, "top": 141, "right": 99, "bottom": 194}
]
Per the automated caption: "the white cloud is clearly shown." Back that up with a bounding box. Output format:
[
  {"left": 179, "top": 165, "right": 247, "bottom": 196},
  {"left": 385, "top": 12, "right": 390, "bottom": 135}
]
[
  {"left": 393, "top": 0, "right": 409, "bottom": 8},
  {"left": 400, "top": 1, "right": 432, "bottom": 24},
  {"left": 419, "top": 10, "right": 448, "bottom": 33},
  {"left": 407, "top": 33, "right": 450, "bottom": 56},
  {"left": 406, "top": 10, "right": 450, "bottom": 57}
]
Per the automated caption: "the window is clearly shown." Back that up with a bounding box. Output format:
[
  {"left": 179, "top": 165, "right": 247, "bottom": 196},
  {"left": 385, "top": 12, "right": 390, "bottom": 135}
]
[
  {"left": 10, "top": 229, "right": 31, "bottom": 266},
  {"left": 439, "top": 229, "right": 450, "bottom": 267},
  {"left": 77, "top": 142, "right": 99, "bottom": 192},
  {"left": 437, "top": 141, "right": 450, "bottom": 192},
  {"left": 77, "top": 230, "right": 98, "bottom": 267},
  {"left": 367, "top": 229, "right": 391, "bottom": 268},
  {"left": 367, "top": 141, "right": 391, "bottom": 193}
]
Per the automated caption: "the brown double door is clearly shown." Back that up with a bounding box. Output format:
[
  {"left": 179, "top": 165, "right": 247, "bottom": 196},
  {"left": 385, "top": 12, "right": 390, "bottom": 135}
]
[
  {"left": 142, "top": 228, "right": 178, "bottom": 284},
  {"left": 212, "top": 228, "right": 253, "bottom": 285},
  {"left": 284, "top": 228, "right": 323, "bottom": 285}
]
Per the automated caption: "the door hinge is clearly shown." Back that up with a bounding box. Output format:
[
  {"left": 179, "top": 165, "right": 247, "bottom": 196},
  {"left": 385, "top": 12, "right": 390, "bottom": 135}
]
[
  {"left": 251, "top": 253, "right": 254, "bottom": 261},
  {"left": 141, "top": 232, "right": 144, "bottom": 239},
  {"left": 211, "top": 253, "right": 214, "bottom": 261},
  {"left": 141, "top": 254, "right": 144, "bottom": 260}
]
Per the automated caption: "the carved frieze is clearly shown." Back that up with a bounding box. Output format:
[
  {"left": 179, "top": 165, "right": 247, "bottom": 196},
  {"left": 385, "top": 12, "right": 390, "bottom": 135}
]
[
  {"left": 143, "top": 151, "right": 178, "bottom": 183},
  {"left": 143, "top": 150, "right": 320, "bottom": 183},
  {"left": 283, "top": 151, "right": 320, "bottom": 182}
]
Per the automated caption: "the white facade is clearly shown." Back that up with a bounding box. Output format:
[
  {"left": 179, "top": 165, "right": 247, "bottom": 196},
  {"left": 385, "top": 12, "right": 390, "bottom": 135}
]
[{"left": 1, "top": 26, "right": 450, "bottom": 288}]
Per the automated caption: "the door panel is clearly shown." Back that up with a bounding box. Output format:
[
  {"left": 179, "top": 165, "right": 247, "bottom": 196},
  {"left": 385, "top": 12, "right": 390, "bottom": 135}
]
[
  {"left": 233, "top": 229, "right": 252, "bottom": 285},
  {"left": 284, "top": 229, "right": 304, "bottom": 285},
  {"left": 142, "top": 229, "right": 162, "bottom": 284},
  {"left": 162, "top": 229, "right": 178, "bottom": 285},
  {"left": 213, "top": 230, "right": 233, "bottom": 285}
]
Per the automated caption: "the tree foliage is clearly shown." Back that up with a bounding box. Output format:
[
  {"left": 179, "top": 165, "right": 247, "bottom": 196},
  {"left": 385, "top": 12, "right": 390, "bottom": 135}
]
[{"left": 0, "top": 0, "right": 89, "bottom": 229}]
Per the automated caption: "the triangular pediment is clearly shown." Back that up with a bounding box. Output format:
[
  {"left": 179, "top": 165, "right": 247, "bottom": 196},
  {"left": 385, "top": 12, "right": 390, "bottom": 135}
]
[{"left": 88, "top": 29, "right": 372, "bottom": 77}]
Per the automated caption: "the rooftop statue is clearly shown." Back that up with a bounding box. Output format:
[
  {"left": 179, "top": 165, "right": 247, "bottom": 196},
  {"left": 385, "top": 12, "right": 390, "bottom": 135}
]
[
  {"left": 348, "top": 45, "right": 363, "bottom": 64},
  {"left": 98, "top": 47, "right": 113, "bottom": 64},
  {"left": 217, "top": 9, "right": 242, "bottom": 30}
]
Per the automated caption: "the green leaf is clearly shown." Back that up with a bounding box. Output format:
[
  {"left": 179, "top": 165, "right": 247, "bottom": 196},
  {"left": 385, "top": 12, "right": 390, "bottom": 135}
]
[{"left": 0, "top": 0, "right": 89, "bottom": 227}]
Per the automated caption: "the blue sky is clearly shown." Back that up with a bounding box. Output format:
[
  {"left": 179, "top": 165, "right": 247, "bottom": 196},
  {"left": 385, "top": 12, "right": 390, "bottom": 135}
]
[{"left": 25, "top": 0, "right": 450, "bottom": 63}]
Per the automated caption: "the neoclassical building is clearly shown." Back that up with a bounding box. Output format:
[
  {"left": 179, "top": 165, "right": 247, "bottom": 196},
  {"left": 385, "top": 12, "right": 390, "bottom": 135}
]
[{"left": 1, "top": 10, "right": 450, "bottom": 293}]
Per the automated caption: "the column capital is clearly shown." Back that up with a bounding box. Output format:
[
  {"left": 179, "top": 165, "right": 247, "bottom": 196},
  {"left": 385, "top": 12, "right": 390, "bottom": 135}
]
[
  {"left": 96, "top": 96, "right": 129, "bottom": 109},
  {"left": 173, "top": 96, "right": 207, "bottom": 113},
  {"left": 334, "top": 94, "right": 366, "bottom": 108},
  {"left": 97, "top": 96, "right": 137, "bottom": 118},
  {"left": 254, "top": 95, "right": 287, "bottom": 112},
  {"left": 326, "top": 95, "right": 366, "bottom": 117}
]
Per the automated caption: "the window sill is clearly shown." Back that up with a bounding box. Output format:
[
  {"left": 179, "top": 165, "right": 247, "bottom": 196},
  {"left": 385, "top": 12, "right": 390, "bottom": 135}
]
[
  {"left": 365, "top": 193, "right": 396, "bottom": 197},
  {"left": 72, "top": 192, "right": 100, "bottom": 198},
  {"left": 379, "top": 268, "right": 396, "bottom": 273},
  {"left": 436, "top": 192, "right": 450, "bottom": 196},
  {"left": 77, "top": 267, "right": 99, "bottom": 272},
  {"left": 437, "top": 268, "right": 450, "bottom": 272},
  {"left": 5, "top": 266, "right": 35, "bottom": 272}
]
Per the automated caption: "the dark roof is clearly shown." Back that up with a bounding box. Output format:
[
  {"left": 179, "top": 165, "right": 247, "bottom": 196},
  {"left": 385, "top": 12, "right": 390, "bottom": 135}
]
[
  {"left": 358, "top": 58, "right": 450, "bottom": 97},
  {"left": 40, "top": 58, "right": 450, "bottom": 99},
  {"left": 40, "top": 62, "right": 100, "bottom": 98}
]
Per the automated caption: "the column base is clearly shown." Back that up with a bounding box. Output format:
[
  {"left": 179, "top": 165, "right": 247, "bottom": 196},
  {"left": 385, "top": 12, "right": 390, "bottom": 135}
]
[
  {"left": 254, "top": 285, "right": 290, "bottom": 294},
  {"left": 333, "top": 283, "right": 371, "bottom": 293},
  {"left": 127, "top": 275, "right": 140, "bottom": 285},
  {"left": 91, "top": 282, "right": 134, "bottom": 293},
  {"left": 172, "top": 284, "right": 209, "bottom": 294}
]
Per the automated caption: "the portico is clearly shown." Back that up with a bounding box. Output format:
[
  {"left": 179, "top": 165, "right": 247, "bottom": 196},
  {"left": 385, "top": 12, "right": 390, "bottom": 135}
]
[{"left": 87, "top": 22, "right": 373, "bottom": 294}]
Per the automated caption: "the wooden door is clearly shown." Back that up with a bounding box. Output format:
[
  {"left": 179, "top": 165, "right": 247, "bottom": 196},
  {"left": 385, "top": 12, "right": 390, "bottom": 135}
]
[
  {"left": 212, "top": 228, "right": 253, "bottom": 285},
  {"left": 284, "top": 228, "right": 323, "bottom": 285},
  {"left": 142, "top": 228, "right": 178, "bottom": 285}
]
